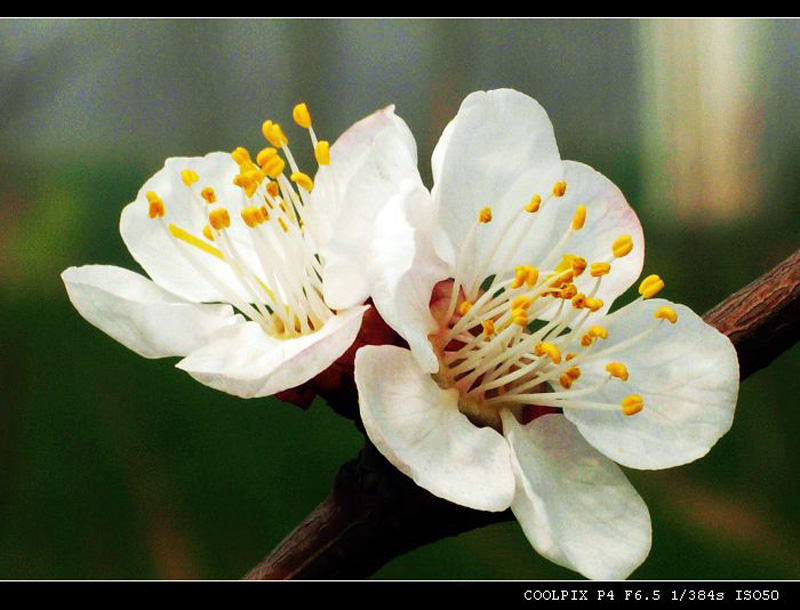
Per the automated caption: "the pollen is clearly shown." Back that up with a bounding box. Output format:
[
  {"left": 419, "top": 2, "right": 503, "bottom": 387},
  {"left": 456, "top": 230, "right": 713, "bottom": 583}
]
[
  {"left": 605, "top": 362, "right": 629, "bottom": 381},
  {"left": 552, "top": 181, "right": 567, "bottom": 198},
  {"left": 585, "top": 297, "right": 604, "bottom": 312},
  {"left": 479, "top": 207, "right": 493, "bottom": 224},
  {"left": 639, "top": 274, "right": 665, "bottom": 299},
  {"left": 231, "top": 146, "right": 252, "bottom": 167},
  {"left": 621, "top": 394, "right": 644, "bottom": 416},
  {"left": 196, "top": 187, "right": 215, "bottom": 204},
  {"left": 654, "top": 306, "right": 678, "bottom": 323},
  {"left": 511, "top": 295, "right": 531, "bottom": 311},
  {"left": 241, "top": 206, "right": 264, "bottom": 228},
  {"left": 181, "top": 169, "right": 199, "bottom": 187},
  {"left": 613, "top": 235, "right": 634, "bottom": 258},
  {"left": 525, "top": 194, "right": 542, "bottom": 213},
  {"left": 534, "top": 342, "right": 561, "bottom": 364},
  {"left": 208, "top": 207, "right": 231, "bottom": 231},
  {"left": 559, "top": 373, "right": 574, "bottom": 389},
  {"left": 262, "top": 155, "right": 286, "bottom": 179},
  {"left": 588, "top": 325, "right": 609, "bottom": 340},
  {"left": 315, "top": 141, "right": 331, "bottom": 165},
  {"left": 256, "top": 147, "right": 279, "bottom": 168},
  {"left": 482, "top": 319, "right": 495, "bottom": 338},
  {"left": 571, "top": 293, "right": 587, "bottom": 309},
  {"left": 590, "top": 262, "right": 611, "bottom": 277},
  {"left": 262, "top": 120, "right": 289, "bottom": 148},
  {"left": 458, "top": 301, "right": 473, "bottom": 316},
  {"left": 146, "top": 191, "right": 165, "bottom": 218},
  {"left": 291, "top": 171, "right": 314, "bottom": 192},
  {"left": 292, "top": 103, "right": 312, "bottom": 129},
  {"left": 571, "top": 205, "right": 587, "bottom": 231}
]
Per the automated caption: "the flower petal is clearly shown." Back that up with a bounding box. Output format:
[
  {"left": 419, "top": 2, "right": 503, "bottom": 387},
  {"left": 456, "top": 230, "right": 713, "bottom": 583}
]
[
  {"left": 502, "top": 411, "right": 652, "bottom": 580},
  {"left": 61, "top": 264, "right": 239, "bottom": 359},
  {"left": 120, "top": 152, "right": 255, "bottom": 303},
  {"left": 176, "top": 305, "right": 368, "bottom": 398},
  {"left": 563, "top": 298, "right": 739, "bottom": 469},
  {"left": 430, "top": 89, "right": 564, "bottom": 289},
  {"left": 367, "top": 180, "right": 451, "bottom": 374},
  {"left": 315, "top": 112, "right": 423, "bottom": 310},
  {"left": 529, "top": 160, "right": 644, "bottom": 319},
  {"left": 355, "top": 345, "right": 515, "bottom": 511}
]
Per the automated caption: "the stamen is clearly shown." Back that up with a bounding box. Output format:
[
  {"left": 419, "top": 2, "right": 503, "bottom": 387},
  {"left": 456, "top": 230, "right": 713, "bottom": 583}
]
[
  {"left": 479, "top": 206, "right": 493, "bottom": 224},
  {"left": 654, "top": 306, "right": 678, "bottom": 323},
  {"left": 291, "top": 171, "right": 314, "bottom": 192},
  {"left": 621, "top": 394, "right": 644, "bottom": 416},
  {"left": 208, "top": 208, "right": 231, "bottom": 231},
  {"left": 169, "top": 223, "right": 223, "bottom": 260},
  {"left": 534, "top": 342, "right": 561, "bottom": 364},
  {"left": 571, "top": 205, "right": 586, "bottom": 230},
  {"left": 146, "top": 192, "right": 165, "bottom": 218},
  {"left": 262, "top": 120, "right": 289, "bottom": 147},
  {"left": 181, "top": 169, "right": 199, "bottom": 187},
  {"left": 590, "top": 262, "right": 611, "bottom": 277},
  {"left": 552, "top": 181, "right": 567, "bottom": 197},
  {"left": 605, "top": 361, "right": 629, "bottom": 381},
  {"left": 525, "top": 194, "right": 542, "bottom": 213},
  {"left": 639, "top": 274, "right": 665, "bottom": 299},
  {"left": 201, "top": 187, "right": 217, "bottom": 204},
  {"left": 292, "top": 103, "right": 312, "bottom": 129},
  {"left": 613, "top": 235, "right": 634, "bottom": 258},
  {"left": 315, "top": 141, "right": 331, "bottom": 165}
]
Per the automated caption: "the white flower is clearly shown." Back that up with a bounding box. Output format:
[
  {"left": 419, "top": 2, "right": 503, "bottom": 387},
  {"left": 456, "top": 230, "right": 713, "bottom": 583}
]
[
  {"left": 354, "top": 89, "right": 740, "bottom": 579},
  {"left": 62, "top": 103, "right": 417, "bottom": 399}
]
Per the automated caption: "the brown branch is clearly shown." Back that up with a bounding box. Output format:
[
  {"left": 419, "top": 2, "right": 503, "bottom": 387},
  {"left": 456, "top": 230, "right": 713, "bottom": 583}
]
[{"left": 244, "top": 248, "right": 800, "bottom": 580}]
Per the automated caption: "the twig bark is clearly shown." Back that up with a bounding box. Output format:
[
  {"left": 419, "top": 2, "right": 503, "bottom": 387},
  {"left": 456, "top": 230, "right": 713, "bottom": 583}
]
[{"left": 244, "top": 248, "right": 800, "bottom": 580}]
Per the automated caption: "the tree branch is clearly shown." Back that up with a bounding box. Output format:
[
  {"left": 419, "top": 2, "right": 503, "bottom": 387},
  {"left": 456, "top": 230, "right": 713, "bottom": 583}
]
[{"left": 244, "top": 248, "right": 800, "bottom": 580}]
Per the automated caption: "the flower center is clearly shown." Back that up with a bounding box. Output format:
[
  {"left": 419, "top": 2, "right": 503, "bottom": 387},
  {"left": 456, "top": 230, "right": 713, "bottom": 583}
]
[
  {"left": 428, "top": 181, "right": 675, "bottom": 429},
  {"left": 146, "top": 104, "right": 335, "bottom": 340}
]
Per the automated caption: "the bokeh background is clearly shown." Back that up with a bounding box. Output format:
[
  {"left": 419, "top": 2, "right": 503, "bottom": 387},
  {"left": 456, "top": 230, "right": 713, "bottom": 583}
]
[{"left": 1, "top": 18, "right": 798, "bottom": 580}]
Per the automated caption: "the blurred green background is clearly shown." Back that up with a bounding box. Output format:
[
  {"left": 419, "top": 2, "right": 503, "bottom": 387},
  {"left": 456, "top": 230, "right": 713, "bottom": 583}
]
[{"left": 1, "top": 18, "right": 798, "bottom": 580}]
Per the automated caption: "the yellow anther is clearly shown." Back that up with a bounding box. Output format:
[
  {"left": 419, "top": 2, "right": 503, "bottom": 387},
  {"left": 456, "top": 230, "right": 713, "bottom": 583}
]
[
  {"left": 556, "top": 254, "right": 585, "bottom": 276},
  {"left": 613, "top": 235, "right": 634, "bottom": 258},
  {"left": 639, "top": 274, "right": 665, "bottom": 299},
  {"left": 208, "top": 207, "right": 231, "bottom": 231},
  {"left": 266, "top": 181, "right": 280, "bottom": 198},
  {"left": 571, "top": 205, "right": 587, "bottom": 231},
  {"left": 458, "top": 301, "right": 473, "bottom": 316},
  {"left": 241, "top": 206, "right": 263, "bottom": 228},
  {"left": 590, "top": 262, "right": 611, "bottom": 277},
  {"left": 566, "top": 366, "right": 581, "bottom": 380},
  {"left": 315, "top": 140, "right": 331, "bottom": 165},
  {"left": 231, "top": 146, "right": 252, "bottom": 167},
  {"left": 588, "top": 325, "right": 609, "bottom": 340},
  {"left": 202, "top": 224, "right": 214, "bottom": 241},
  {"left": 479, "top": 206, "right": 493, "bottom": 224},
  {"left": 581, "top": 334, "right": 594, "bottom": 347},
  {"left": 262, "top": 120, "right": 288, "bottom": 147},
  {"left": 572, "top": 256, "right": 587, "bottom": 276},
  {"left": 534, "top": 342, "right": 561, "bottom": 364},
  {"left": 262, "top": 155, "right": 286, "bottom": 179},
  {"left": 181, "top": 169, "right": 199, "bottom": 187},
  {"left": 278, "top": 217, "right": 289, "bottom": 233},
  {"left": 259, "top": 205, "right": 270, "bottom": 221},
  {"left": 513, "top": 311, "right": 529, "bottom": 327},
  {"left": 565, "top": 352, "right": 577, "bottom": 361},
  {"left": 482, "top": 319, "right": 495, "bottom": 338},
  {"left": 552, "top": 181, "right": 567, "bottom": 198},
  {"left": 559, "top": 373, "right": 574, "bottom": 389},
  {"left": 605, "top": 362, "right": 629, "bottom": 381},
  {"left": 256, "top": 147, "right": 279, "bottom": 168},
  {"left": 525, "top": 194, "right": 542, "bottom": 213},
  {"left": 549, "top": 270, "right": 574, "bottom": 288},
  {"left": 571, "top": 293, "right": 587, "bottom": 309},
  {"left": 621, "top": 394, "right": 644, "bottom": 416},
  {"left": 585, "top": 297, "right": 604, "bottom": 312},
  {"left": 292, "top": 103, "right": 312, "bottom": 129},
  {"left": 525, "top": 266, "right": 539, "bottom": 287},
  {"left": 654, "top": 306, "right": 678, "bottom": 324},
  {"left": 511, "top": 296, "right": 531, "bottom": 311},
  {"left": 560, "top": 284, "right": 578, "bottom": 299},
  {"left": 200, "top": 187, "right": 216, "bottom": 204},
  {"left": 291, "top": 171, "right": 314, "bottom": 192},
  {"left": 146, "top": 191, "right": 165, "bottom": 218}
]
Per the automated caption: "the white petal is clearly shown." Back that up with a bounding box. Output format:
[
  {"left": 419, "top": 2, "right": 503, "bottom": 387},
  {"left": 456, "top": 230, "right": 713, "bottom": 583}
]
[
  {"left": 355, "top": 345, "right": 515, "bottom": 511},
  {"left": 120, "top": 152, "right": 256, "bottom": 303},
  {"left": 430, "top": 89, "right": 564, "bottom": 289},
  {"left": 503, "top": 412, "right": 652, "bottom": 580},
  {"left": 317, "top": 116, "right": 423, "bottom": 310},
  {"left": 61, "top": 264, "right": 239, "bottom": 359},
  {"left": 368, "top": 180, "right": 450, "bottom": 374},
  {"left": 563, "top": 299, "right": 739, "bottom": 469},
  {"left": 529, "top": 160, "right": 644, "bottom": 319},
  {"left": 308, "top": 105, "right": 417, "bottom": 249},
  {"left": 176, "top": 305, "right": 368, "bottom": 398}
]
